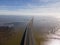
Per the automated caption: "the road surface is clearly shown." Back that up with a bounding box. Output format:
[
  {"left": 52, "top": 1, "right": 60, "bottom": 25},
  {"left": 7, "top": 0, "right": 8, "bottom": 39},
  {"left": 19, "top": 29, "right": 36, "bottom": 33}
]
[{"left": 20, "top": 18, "right": 35, "bottom": 45}]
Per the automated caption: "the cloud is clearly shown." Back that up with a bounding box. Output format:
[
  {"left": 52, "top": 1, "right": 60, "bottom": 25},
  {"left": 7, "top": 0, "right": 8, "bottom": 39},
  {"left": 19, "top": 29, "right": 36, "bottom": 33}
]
[
  {"left": 39, "top": 0, "right": 49, "bottom": 2},
  {"left": 0, "top": 7, "right": 60, "bottom": 17},
  {"left": 39, "top": 0, "right": 60, "bottom": 3},
  {"left": 0, "top": 0, "right": 60, "bottom": 18}
]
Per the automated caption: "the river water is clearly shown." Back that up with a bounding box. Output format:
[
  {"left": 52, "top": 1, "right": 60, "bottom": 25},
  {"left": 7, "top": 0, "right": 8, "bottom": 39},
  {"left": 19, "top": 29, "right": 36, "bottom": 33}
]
[
  {"left": 33, "top": 16, "right": 60, "bottom": 45},
  {"left": 0, "top": 15, "right": 60, "bottom": 45}
]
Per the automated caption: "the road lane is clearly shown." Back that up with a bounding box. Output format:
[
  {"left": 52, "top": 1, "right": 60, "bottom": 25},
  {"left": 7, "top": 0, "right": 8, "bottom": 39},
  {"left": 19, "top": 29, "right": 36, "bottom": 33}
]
[{"left": 20, "top": 18, "right": 35, "bottom": 45}]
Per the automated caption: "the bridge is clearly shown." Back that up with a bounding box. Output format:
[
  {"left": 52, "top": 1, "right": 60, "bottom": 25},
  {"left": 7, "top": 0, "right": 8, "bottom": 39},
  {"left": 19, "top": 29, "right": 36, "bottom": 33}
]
[{"left": 20, "top": 18, "right": 35, "bottom": 45}]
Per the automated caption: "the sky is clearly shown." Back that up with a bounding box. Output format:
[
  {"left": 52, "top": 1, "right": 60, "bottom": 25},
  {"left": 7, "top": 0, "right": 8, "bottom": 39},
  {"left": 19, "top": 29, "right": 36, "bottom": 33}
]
[{"left": 0, "top": 0, "right": 60, "bottom": 17}]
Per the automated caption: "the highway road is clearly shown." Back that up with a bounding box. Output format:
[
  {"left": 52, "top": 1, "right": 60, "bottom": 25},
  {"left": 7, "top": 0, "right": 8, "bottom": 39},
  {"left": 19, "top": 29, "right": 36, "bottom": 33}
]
[
  {"left": 20, "top": 18, "right": 35, "bottom": 45},
  {"left": 20, "top": 17, "right": 60, "bottom": 45}
]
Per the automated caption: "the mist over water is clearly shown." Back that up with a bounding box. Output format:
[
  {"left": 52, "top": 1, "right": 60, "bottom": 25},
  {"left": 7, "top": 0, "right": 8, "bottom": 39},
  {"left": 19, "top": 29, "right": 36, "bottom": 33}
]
[
  {"left": 33, "top": 16, "right": 60, "bottom": 33},
  {"left": 32, "top": 16, "right": 60, "bottom": 45},
  {"left": 0, "top": 15, "right": 60, "bottom": 45},
  {"left": 0, "top": 15, "right": 60, "bottom": 36},
  {"left": 0, "top": 15, "right": 32, "bottom": 27},
  {"left": 0, "top": 15, "right": 32, "bottom": 45}
]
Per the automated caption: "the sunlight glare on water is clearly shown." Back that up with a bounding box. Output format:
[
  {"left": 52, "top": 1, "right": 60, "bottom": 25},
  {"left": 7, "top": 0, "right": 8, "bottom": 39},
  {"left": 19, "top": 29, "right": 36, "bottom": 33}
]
[
  {"left": 45, "top": 39, "right": 60, "bottom": 45},
  {"left": 40, "top": 29, "right": 60, "bottom": 45},
  {"left": 40, "top": 28, "right": 60, "bottom": 45},
  {"left": 42, "top": 39, "right": 60, "bottom": 45}
]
